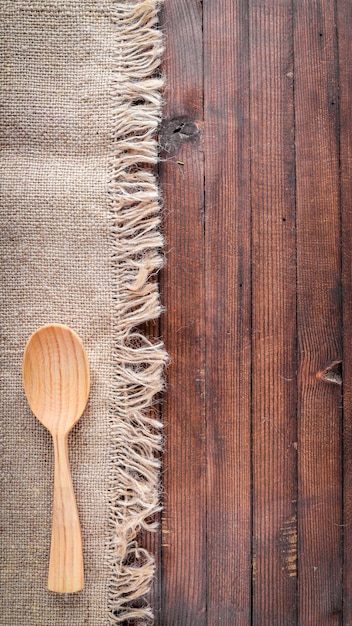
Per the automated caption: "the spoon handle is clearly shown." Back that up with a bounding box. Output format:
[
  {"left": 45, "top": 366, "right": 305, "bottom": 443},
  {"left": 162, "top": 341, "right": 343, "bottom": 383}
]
[{"left": 48, "top": 433, "right": 84, "bottom": 593}]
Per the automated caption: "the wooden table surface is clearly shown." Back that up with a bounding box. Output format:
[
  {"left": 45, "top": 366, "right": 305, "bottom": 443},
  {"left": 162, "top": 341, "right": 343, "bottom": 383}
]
[{"left": 145, "top": 1, "right": 352, "bottom": 624}]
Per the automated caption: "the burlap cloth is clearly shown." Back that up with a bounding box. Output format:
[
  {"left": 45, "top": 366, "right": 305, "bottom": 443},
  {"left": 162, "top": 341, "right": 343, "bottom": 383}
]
[{"left": 0, "top": 2, "right": 165, "bottom": 624}]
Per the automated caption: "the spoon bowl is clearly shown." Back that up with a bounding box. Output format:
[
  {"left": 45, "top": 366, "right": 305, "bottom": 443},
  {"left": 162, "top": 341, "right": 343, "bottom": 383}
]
[
  {"left": 23, "top": 323, "right": 90, "bottom": 593},
  {"left": 23, "top": 323, "right": 90, "bottom": 434}
]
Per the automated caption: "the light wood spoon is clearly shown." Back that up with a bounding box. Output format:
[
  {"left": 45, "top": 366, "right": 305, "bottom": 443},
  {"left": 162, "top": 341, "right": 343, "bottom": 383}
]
[{"left": 22, "top": 323, "right": 90, "bottom": 593}]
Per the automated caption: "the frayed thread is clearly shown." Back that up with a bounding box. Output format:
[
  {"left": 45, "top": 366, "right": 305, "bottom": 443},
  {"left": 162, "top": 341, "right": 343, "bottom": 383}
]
[{"left": 107, "top": 1, "right": 166, "bottom": 624}]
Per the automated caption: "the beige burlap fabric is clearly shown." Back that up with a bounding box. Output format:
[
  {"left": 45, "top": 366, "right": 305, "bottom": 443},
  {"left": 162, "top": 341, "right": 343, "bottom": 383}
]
[{"left": 0, "top": 2, "right": 165, "bottom": 624}]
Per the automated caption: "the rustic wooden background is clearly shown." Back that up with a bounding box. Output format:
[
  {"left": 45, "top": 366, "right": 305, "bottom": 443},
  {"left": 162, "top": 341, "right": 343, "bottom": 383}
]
[{"left": 146, "top": 0, "right": 352, "bottom": 624}]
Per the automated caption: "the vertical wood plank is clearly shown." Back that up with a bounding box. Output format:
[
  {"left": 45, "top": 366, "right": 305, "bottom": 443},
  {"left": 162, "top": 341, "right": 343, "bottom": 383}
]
[
  {"left": 204, "top": 2, "right": 251, "bottom": 623},
  {"left": 294, "top": 1, "right": 343, "bottom": 623},
  {"left": 337, "top": 1, "right": 352, "bottom": 622},
  {"left": 249, "top": 2, "right": 297, "bottom": 624},
  {"left": 159, "top": 1, "right": 206, "bottom": 624}
]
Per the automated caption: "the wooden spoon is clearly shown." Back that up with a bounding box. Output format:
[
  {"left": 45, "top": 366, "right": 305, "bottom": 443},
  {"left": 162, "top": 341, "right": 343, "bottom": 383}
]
[{"left": 22, "top": 323, "right": 90, "bottom": 593}]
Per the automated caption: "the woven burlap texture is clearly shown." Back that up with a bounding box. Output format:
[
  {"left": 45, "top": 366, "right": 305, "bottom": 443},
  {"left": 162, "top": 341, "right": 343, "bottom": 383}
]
[{"left": 0, "top": 1, "right": 165, "bottom": 624}]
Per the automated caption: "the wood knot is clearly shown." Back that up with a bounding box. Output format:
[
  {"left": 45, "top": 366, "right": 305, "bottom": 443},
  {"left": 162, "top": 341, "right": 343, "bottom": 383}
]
[
  {"left": 316, "top": 359, "right": 342, "bottom": 385},
  {"left": 159, "top": 116, "right": 200, "bottom": 155}
]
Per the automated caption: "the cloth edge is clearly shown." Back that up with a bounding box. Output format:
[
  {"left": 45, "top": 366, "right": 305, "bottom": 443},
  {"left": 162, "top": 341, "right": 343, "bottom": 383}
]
[{"left": 107, "top": 1, "right": 166, "bottom": 623}]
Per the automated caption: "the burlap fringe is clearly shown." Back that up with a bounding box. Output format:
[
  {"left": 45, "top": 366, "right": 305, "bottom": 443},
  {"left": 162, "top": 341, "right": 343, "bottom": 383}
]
[{"left": 107, "top": 1, "right": 166, "bottom": 624}]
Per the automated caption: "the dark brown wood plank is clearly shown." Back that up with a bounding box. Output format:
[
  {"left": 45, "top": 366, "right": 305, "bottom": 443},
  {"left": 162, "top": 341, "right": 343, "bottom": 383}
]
[
  {"left": 159, "top": 1, "right": 206, "bottom": 624},
  {"left": 204, "top": 2, "right": 251, "bottom": 623},
  {"left": 294, "top": 1, "right": 343, "bottom": 623},
  {"left": 337, "top": 2, "right": 352, "bottom": 623},
  {"left": 249, "top": 2, "right": 297, "bottom": 624}
]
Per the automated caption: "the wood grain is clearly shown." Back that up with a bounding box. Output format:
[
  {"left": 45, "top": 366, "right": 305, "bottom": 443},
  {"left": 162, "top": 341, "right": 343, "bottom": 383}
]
[
  {"left": 157, "top": 1, "right": 350, "bottom": 622},
  {"left": 204, "top": 2, "right": 251, "bottom": 623},
  {"left": 159, "top": 1, "right": 206, "bottom": 623},
  {"left": 249, "top": 2, "right": 297, "bottom": 624},
  {"left": 22, "top": 324, "right": 89, "bottom": 593},
  {"left": 337, "top": 1, "right": 352, "bottom": 622},
  {"left": 294, "top": 1, "right": 343, "bottom": 623}
]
